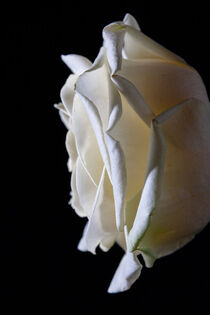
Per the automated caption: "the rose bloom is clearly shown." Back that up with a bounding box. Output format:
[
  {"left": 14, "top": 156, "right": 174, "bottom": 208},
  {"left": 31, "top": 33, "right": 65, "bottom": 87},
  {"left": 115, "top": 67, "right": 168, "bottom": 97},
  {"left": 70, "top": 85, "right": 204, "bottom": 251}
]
[{"left": 55, "top": 13, "right": 210, "bottom": 293}]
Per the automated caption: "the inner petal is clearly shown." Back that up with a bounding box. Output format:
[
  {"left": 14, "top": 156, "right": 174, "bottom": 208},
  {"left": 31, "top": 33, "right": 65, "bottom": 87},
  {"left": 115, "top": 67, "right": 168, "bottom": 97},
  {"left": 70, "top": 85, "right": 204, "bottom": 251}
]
[
  {"left": 110, "top": 93, "right": 150, "bottom": 200},
  {"left": 72, "top": 94, "right": 104, "bottom": 185}
]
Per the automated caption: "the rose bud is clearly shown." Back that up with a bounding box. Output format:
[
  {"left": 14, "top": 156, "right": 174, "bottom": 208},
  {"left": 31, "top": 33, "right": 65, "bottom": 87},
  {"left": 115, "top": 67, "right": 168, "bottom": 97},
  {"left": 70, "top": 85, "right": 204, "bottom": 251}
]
[{"left": 55, "top": 13, "right": 210, "bottom": 293}]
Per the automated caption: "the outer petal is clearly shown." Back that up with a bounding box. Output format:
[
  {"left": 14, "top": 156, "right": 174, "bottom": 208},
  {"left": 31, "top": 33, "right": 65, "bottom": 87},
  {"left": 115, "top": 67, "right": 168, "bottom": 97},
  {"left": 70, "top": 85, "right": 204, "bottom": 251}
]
[
  {"left": 122, "top": 21, "right": 186, "bottom": 63},
  {"left": 138, "top": 98, "right": 210, "bottom": 264},
  {"left": 65, "top": 129, "right": 77, "bottom": 171},
  {"left": 72, "top": 93, "right": 104, "bottom": 186},
  {"left": 128, "top": 120, "right": 166, "bottom": 251},
  {"left": 75, "top": 157, "right": 97, "bottom": 218},
  {"left": 78, "top": 168, "right": 117, "bottom": 254},
  {"left": 108, "top": 251, "right": 142, "bottom": 293},
  {"left": 70, "top": 161, "right": 85, "bottom": 217},
  {"left": 60, "top": 74, "right": 78, "bottom": 117},
  {"left": 103, "top": 22, "right": 125, "bottom": 75},
  {"left": 61, "top": 54, "right": 92, "bottom": 74},
  {"left": 123, "top": 13, "right": 140, "bottom": 30},
  {"left": 54, "top": 102, "right": 70, "bottom": 129},
  {"left": 120, "top": 58, "right": 209, "bottom": 115}
]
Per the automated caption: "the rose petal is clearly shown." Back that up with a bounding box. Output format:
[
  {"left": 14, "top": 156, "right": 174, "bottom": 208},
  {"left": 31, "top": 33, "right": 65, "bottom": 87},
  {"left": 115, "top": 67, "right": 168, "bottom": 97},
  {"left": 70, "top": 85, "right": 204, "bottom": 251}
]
[
  {"left": 69, "top": 160, "right": 85, "bottom": 217},
  {"left": 123, "top": 23, "right": 186, "bottom": 63},
  {"left": 128, "top": 120, "right": 166, "bottom": 251},
  {"left": 61, "top": 54, "right": 92, "bottom": 74},
  {"left": 123, "top": 13, "right": 140, "bottom": 30},
  {"left": 103, "top": 22, "right": 126, "bottom": 75},
  {"left": 112, "top": 74, "right": 154, "bottom": 126},
  {"left": 107, "top": 251, "right": 142, "bottom": 293},
  {"left": 60, "top": 74, "right": 77, "bottom": 117},
  {"left": 65, "top": 129, "right": 77, "bottom": 171},
  {"left": 54, "top": 102, "right": 70, "bottom": 129},
  {"left": 75, "top": 157, "right": 97, "bottom": 218},
  {"left": 120, "top": 58, "right": 209, "bottom": 115},
  {"left": 105, "top": 133, "right": 126, "bottom": 231},
  {"left": 72, "top": 94, "right": 104, "bottom": 186},
  {"left": 78, "top": 168, "right": 117, "bottom": 254},
  {"left": 138, "top": 98, "right": 210, "bottom": 262},
  {"left": 110, "top": 94, "right": 150, "bottom": 200}
]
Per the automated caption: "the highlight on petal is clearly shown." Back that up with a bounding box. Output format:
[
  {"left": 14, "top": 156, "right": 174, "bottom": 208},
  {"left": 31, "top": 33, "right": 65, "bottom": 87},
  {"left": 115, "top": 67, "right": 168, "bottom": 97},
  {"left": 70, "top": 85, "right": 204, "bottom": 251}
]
[
  {"left": 108, "top": 251, "right": 142, "bottom": 293},
  {"left": 61, "top": 54, "right": 92, "bottom": 74},
  {"left": 123, "top": 13, "right": 140, "bottom": 30}
]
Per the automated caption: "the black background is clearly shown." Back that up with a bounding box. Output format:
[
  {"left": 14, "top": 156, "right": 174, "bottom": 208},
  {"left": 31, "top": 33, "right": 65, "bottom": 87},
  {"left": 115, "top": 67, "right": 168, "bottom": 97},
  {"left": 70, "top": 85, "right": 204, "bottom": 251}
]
[{"left": 5, "top": 2, "right": 210, "bottom": 314}]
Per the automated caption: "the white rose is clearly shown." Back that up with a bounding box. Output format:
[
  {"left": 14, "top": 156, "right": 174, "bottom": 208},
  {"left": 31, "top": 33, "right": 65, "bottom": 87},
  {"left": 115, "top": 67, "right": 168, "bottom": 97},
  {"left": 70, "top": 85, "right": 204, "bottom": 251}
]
[{"left": 55, "top": 13, "right": 210, "bottom": 293}]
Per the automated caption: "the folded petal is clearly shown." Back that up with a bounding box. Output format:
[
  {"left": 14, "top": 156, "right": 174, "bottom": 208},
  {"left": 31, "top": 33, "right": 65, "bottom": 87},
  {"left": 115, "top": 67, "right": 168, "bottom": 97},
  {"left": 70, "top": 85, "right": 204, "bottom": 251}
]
[
  {"left": 123, "top": 13, "right": 140, "bottom": 30},
  {"left": 60, "top": 74, "right": 78, "bottom": 117},
  {"left": 72, "top": 93, "right": 104, "bottom": 186},
  {"left": 110, "top": 94, "right": 150, "bottom": 200},
  {"left": 128, "top": 120, "right": 166, "bottom": 252},
  {"left": 112, "top": 74, "right": 154, "bottom": 126},
  {"left": 75, "top": 157, "right": 97, "bottom": 218},
  {"left": 103, "top": 22, "right": 125, "bottom": 75},
  {"left": 54, "top": 102, "right": 70, "bottom": 129},
  {"left": 61, "top": 54, "right": 92, "bottom": 74},
  {"left": 69, "top": 160, "right": 85, "bottom": 217},
  {"left": 105, "top": 133, "right": 126, "bottom": 231},
  {"left": 65, "top": 129, "right": 77, "bottom": 171},
  {"left": 79, "top": 168, "right": 117, "bottom": 254},
  {"left": 108, "top": 251, "right": 142, "bottom": 293}
]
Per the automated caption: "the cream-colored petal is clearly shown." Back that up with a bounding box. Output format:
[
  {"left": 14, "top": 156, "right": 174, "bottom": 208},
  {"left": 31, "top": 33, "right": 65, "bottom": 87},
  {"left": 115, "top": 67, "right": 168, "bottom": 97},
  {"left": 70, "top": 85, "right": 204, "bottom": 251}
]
[
  {"left": 105, "top": 133, "right": 126, "bottom": 231},
  {"left": 108, "top": 251, "right": 142, "bottom": 293},
  {"left": 110, "top": 94, "right": 150, "bottom": 200},
  {"left": 138, "top": 98, "right": 210, "bottom": 263},
  {"left": 112, "top": 74, "right": 154, "bottom": 126},
  {"left": 76, "top": 52, "right": 128, "bottom": 232},
  {"left": 75, "top": 158, "right": 97, "bottom": 218},
  {"left": 106, "top": 79, "right": 122, "bottom": 132},
  {"left": 99, "top": 235, "right": 116, "bottom": 252},
  {"left": 69, "top": 159, "right": 85, "bottom": 217},
  {"left": 72, "top": 94, "right": 104, "bottom": 186},
  {"left": 128, "top": 120, "right": 166, "bottom": 252},
  {"left": 60, "top": 74, "right": 78, "bottom": 117},
  {"left": 54, "top": 103, "right": 70, "bottom": 129},
  {"left": 65, "top": 130, "right": 77, "bottom": 171},
  {"left": 103, "top": 22, "right": 125, "bottom": 75},
  {"left": 123, "top": 13, "right": 140, "bottom": 30},
  {"left": 79, "top": 168, "right": 117, "bottom": 254},
  {"left": 120, "top": 58, "right": 209, "bottom": 115},
  {"left": 76, "top": 62, "right": 109, "bottom": 128},
  {"left": 75, "top": 92, "right": 112, "bottom": 179},
  {"left": 61, "top": 54, "right": 92, "bottom": 74},
  {"left": 105, "top": 77, "right": 127, "bottom": 232},
  {"left": 123, "top": 24, "right": 186, "bottom": 63}
]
